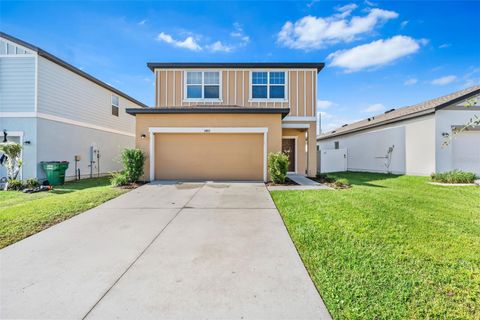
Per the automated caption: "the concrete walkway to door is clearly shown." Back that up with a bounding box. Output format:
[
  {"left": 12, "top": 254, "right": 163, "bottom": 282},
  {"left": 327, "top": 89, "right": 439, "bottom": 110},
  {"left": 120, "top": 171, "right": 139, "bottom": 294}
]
[{"left": 1, "top": 181, "right": 331, "bottom": 320}]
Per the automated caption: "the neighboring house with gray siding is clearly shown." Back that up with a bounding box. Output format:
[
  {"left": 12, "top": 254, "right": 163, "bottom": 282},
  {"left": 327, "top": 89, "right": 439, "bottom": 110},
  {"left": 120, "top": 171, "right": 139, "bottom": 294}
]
[{"left": 0, "top": 32, "right": 147, "bottom": 181}]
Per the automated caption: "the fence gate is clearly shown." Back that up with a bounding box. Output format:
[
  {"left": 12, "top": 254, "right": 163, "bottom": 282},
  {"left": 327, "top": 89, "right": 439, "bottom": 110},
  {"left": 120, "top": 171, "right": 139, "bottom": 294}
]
[{"left": 317, "top": 149, "right": 348, "bottom": 173}]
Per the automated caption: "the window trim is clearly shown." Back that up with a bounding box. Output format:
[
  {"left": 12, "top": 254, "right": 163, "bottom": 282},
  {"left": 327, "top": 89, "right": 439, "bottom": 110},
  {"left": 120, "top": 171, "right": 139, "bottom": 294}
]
[
  {"left": 249, "top": 70, "right": 288, "bottom": 102},
  {"left": 183, "top": 70, "right": 223, "bottom": 102},
  {"left": 111, "top": 95, "right": 120, "bottom": 117}
]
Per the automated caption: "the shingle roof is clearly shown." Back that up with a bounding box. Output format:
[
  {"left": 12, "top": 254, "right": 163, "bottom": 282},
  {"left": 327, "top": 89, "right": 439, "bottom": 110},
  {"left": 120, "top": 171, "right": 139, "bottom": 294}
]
[
  {"left": 0, "top": 32, "right": 148, "bottom": 108},
  {"left": 318, "top": 85, "right": 480, "bottom": 140}
]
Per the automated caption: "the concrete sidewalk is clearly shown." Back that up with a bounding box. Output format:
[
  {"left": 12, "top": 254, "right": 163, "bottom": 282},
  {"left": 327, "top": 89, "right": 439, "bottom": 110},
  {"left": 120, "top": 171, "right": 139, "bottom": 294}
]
[{"left": 1, "top": 182, "right": 331, "bottom": 319}]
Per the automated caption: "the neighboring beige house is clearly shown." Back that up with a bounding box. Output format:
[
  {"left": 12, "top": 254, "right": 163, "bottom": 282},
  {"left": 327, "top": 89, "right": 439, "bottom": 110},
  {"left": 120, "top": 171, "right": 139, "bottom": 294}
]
[
  {"left": 317, "top": 86, "right": 480, "bottom": 176},
  {"left": 127, "top": 63, "right": 324, "bottom": 182}
]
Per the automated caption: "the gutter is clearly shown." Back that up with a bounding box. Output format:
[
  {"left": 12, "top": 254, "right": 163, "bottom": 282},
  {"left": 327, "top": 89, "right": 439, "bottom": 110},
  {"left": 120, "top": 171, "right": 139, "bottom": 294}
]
[{"left": 126, "top": 107, "right": 291, "bottom": 118}]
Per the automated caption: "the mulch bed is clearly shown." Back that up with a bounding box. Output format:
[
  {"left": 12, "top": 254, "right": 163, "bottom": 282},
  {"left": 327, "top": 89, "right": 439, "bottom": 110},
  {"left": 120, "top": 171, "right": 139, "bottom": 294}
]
[
  {"left": 309, "top": 177, "right": 351, "bottom": 189},
  {"left": 265, "top": 177, "right": 299, "bottom": 186},
  {"left": 117, "top": 181, "right": 147, "bottom": 189}
]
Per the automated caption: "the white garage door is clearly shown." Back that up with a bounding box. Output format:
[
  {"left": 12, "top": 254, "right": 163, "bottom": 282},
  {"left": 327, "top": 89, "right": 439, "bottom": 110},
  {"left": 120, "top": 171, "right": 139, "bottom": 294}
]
[{"left": 452, "top": 131, "right": 480, "bottom": 175}]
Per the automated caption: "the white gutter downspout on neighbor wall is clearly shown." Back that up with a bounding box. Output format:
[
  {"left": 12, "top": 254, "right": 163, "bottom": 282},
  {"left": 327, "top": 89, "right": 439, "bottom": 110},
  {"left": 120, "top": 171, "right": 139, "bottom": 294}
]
[{"left": 148, "top": 127, "right": 269, "bottom": 182}]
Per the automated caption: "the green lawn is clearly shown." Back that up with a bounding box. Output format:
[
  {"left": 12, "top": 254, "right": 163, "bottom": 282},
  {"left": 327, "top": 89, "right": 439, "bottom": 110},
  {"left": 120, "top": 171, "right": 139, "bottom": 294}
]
[
  {"left": 271, "top": 172, "right": 480, "bottom": 319},
  {"left": 0, "top": 177, "right": 128, "bottom": 249}
]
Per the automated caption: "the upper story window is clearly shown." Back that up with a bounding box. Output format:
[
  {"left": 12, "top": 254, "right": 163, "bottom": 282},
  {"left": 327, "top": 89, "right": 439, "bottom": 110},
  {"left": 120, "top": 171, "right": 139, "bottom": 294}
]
[
  {"left": 111, "top": 95, "right": 119, "bottom": 117},
  {"left": 185, "top": 71, "right": 221, "bottom": 100},
  {"left": 251, "top": 71, "right": 286, "bottom": 100}
]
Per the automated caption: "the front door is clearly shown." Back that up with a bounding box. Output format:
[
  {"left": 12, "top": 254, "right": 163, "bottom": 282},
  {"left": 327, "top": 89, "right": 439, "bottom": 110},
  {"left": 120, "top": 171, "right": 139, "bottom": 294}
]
[{"left": 282, "top": 138, "right": 296, "bottom": 172}]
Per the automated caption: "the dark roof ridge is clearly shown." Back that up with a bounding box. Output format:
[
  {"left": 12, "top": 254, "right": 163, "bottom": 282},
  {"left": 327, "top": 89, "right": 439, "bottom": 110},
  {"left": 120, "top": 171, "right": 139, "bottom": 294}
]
[{"left": 147, "top": 62, "right": 325, "bottom": 73}]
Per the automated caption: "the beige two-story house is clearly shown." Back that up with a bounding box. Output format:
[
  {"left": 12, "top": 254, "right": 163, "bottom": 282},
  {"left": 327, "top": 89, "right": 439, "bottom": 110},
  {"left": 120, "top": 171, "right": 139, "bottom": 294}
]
[{"left": 127, "top": 63, "right": 324, "bottom": 182}]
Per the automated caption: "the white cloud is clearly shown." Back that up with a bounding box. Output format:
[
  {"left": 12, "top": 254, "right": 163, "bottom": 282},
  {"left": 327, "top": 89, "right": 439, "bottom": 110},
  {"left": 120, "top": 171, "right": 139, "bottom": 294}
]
[
  {"left": 206, "top": 41, "right": 234, "bottom": 52},
  {"left": 363, "top": 103, "right": 385, "bottom": 113},
  {"left": 157, "top": 23, "right": 249, "bottom": 53},
  {"left": 317, "top": 100, "right": 336, "bottom": 109},
  {"left": 328, "top": 35, "right": 423, "bottom": 72},
  {"left": 335, "top": 3, "right": 358, "bottom": 18},
  {"left": 138, "top": 19, "right": 147, "bottom": 26},
  {"left": 400, "top": 20, "right": 409, "bottom": 29},
  {"left": 230, "top": 22, "right": 250, "bottom": 45},
  {"left": 431, "top": 75, "right": 457, "bottom": 85},
  {"left": 439, "top": 43, "right": 451, "bottom": 49},
  {"left": 307, "top": 0, "right": 320, "bottom": 8},
  {"left": 277, "top": 6, "right": 398, "bottom": 50},
  {"left": 156, "top": 32, "right": 202, "bottom": 51},
  {"left": 462, "top": 67, "right": 480, "bottom": 88},
  {"left": 404, "top": 78, "right": 418, "bottom": 85}
]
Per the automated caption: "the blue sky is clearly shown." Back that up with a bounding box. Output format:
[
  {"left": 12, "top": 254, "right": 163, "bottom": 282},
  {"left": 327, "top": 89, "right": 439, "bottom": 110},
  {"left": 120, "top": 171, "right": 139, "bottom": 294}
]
[{"left": 1, "top": 0, "right": 479, "bottom": 131}]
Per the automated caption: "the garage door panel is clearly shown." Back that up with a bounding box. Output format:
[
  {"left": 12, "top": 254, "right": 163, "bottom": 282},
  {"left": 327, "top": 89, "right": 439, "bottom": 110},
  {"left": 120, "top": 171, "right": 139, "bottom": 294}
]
[{"left": 155, "top": 133, "right": 263, "bottom": 181}]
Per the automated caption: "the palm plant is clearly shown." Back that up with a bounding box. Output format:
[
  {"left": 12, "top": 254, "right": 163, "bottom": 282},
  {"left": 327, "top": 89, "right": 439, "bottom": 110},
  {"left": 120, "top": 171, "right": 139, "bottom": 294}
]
[{"left": 0, "top": 142, "right": 23, "bottom": 181}]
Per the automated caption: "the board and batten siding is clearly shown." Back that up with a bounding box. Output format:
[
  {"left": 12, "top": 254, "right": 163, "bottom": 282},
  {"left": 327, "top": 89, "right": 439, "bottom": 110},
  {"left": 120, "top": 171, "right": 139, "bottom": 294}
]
[
  {"left": 0, "top": 56, "right": 36, "bottom": 112},
  {"left": 154, "top": 68, "right": 317, "bottom": 118},
  {"left": 36, "top": 56, "right": 136, "bottom": 134}
]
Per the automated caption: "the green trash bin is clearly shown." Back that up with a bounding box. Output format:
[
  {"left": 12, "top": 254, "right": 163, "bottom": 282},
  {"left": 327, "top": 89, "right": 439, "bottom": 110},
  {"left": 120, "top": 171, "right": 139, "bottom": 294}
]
[{"left": 41, "top": 161, "right": 69, "bottom": 186}]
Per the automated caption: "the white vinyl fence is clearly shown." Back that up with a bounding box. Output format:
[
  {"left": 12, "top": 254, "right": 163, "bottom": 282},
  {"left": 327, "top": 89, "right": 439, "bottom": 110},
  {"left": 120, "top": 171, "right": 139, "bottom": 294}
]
[{"left": 317, "top": 149, "right": 348, "bottom": 173}]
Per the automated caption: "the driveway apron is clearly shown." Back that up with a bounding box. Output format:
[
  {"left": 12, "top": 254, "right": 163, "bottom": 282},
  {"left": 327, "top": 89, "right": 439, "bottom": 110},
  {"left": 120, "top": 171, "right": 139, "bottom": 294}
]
[{"left": 1, "top": 181, "right": 331, "bottom": 319}]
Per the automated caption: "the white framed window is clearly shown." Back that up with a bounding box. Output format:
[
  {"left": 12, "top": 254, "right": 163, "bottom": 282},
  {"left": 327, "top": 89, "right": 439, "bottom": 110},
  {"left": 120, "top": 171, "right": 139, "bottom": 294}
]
[
  {"left": 250, "top": 71, "right": 287, "bottom": 101},
  {"left": 111, "top": 95, "right": 119, "bottom": 116},
  {"left": 184, "top": 71, "right": 221, "bottom": 101}
]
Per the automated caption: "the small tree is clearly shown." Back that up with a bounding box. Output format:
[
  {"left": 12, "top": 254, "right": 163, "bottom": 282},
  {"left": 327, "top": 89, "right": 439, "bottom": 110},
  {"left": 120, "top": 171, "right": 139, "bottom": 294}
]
[
  {"left": 0, "top": 142, "right": 23, "bottom": 180},
  {"left": 121, "top": 148, "right": 145, "bottom": 183},
  {"left": 442, "top": 97, "right": 480, "bottom": 147},
  {"left": 268, "top": 152, "right": 289, "bottom": 184}
]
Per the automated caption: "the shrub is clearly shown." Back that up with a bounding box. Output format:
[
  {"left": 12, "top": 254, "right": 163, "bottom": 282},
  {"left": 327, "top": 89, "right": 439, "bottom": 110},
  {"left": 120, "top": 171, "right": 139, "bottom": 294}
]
[
  {"left": 0, "top": 142, "right": 23, "bottom": 180},
  {"left": 315, "top": 173, "right": 335, "bottom": 183},
  {"left": 25, "top": 178, "right": 39, "bottom": 189},
  {"left": 121, "top": 148, "right": 145, "bottom": 183},
  {"left": 268, "top": 152, "right": 289, "bottom": 184},
  {"left": 110, "top": 172, "right": 129, "bottom": 187},
  {"left": 334, "top": 178, "right": 351, "bottom": 189},
  {"left": 7, "top": 179, "right": 25, "bottom": 191},
  {"left": 430, "top": 170, "right": 476, "bottom": 184}
]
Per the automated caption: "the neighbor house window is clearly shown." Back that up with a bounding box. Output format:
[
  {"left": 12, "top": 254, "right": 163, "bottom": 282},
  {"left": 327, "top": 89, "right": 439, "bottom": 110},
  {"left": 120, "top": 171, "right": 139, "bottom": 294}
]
[
  {"left": 185, "top": 71, "right": 220, "bottom": 100},
  {"left": 111, "top": 95, "right": 119, "bottom": 116},
  {"left": 251, "top": 71, "right": 286, "bottom": 100}
]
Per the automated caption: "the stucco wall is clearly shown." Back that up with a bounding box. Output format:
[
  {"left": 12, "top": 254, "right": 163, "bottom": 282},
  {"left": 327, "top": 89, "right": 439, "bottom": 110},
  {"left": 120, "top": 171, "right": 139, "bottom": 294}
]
[
  {"left": 134, "top": 113, "right": 283, "bottom": 181},
  {"left": 435, "top": 109, "right": 480, "bottom": 174},
  {"left": 0, "top": 117, "right": 37, "bottom": 179},
  {"left": 317, "top": 114, "right": 436, "bottom": 175},
  {"left": 404, "top": 115, "right": 436, "bottom": 175},
  {"left": 36, "top": 118, "right": 134, "bottom": 180}
]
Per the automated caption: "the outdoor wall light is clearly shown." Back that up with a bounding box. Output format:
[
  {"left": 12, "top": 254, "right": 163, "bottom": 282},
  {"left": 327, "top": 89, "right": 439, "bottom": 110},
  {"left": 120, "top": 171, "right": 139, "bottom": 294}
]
[{"left": 141, "top": 134, "right": 146, "bottom": 139}]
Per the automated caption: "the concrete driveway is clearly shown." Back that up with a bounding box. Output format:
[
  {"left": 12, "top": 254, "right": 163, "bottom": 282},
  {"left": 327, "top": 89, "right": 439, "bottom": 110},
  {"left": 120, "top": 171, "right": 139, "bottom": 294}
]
[{"left": 1, "top": 182, "right": 331, "bottom": 319}]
